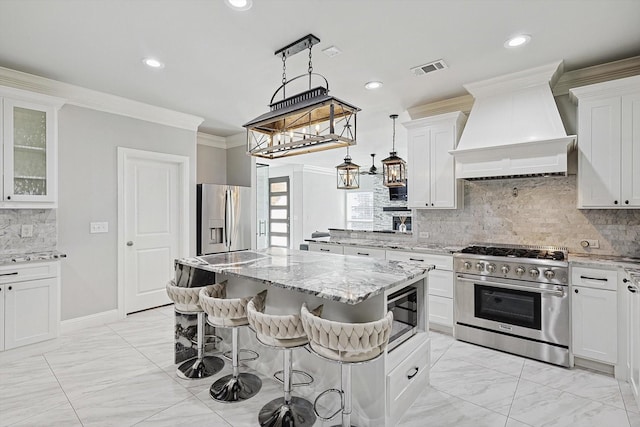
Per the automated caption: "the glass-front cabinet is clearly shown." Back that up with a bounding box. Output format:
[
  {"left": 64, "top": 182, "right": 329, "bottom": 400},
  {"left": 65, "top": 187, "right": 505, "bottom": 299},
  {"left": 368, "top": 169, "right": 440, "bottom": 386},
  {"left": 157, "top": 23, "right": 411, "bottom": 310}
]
[{"left": 0, "top": 89, "right": 63, "bottom": 208}]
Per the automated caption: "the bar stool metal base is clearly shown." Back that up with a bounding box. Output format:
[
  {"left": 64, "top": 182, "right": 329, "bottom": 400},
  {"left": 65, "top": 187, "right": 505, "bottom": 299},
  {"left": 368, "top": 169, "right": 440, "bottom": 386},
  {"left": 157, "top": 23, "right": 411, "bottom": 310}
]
[
  {"left": 176, "top": 355, "right": 224, "bottom": 380},
  {"left": 210, "top": 372, "right": 262, "bottom": 403},
  {"left": 258, "top": 396, "right": 316, "bottom": 427}
]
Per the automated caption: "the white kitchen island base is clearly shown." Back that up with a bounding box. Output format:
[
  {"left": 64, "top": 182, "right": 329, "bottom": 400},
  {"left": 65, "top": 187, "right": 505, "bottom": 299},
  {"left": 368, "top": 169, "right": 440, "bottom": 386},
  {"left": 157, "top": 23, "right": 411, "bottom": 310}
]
[{"left": 174, "top": 248, "right": 432, "bottom": 426}]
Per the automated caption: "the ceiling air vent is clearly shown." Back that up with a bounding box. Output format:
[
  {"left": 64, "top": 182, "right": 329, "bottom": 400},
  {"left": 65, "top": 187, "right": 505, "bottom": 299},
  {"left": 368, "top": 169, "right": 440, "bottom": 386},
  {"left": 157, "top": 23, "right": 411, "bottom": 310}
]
[{"left": 411, "top": 59, "right": 448, "bottom": 76}]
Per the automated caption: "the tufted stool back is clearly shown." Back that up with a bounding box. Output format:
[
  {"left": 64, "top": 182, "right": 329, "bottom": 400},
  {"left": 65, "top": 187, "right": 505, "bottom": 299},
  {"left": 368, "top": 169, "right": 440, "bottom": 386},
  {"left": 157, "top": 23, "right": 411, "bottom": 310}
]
[
  {"left": 166, "top": 280, "right": 218, "bottom": 314},
  {"left": 301, "top": 303, "right": 393, "bottom": 363},
  {"left": 199, "top": 282, "right": 252, "bottom": 327},
  {"left": 247, "top": 290, "right": 321, "bottom": 348}
]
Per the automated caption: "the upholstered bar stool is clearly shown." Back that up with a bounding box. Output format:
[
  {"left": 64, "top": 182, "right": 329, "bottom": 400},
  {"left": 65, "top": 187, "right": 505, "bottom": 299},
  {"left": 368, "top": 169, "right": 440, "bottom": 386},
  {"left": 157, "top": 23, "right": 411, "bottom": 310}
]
[
  {"left": 247, "top": 290, "right": 318, "bottom": 427},
  {"left": 165, "top": 280, "right": 224, "bottom": 379},
  {"left": 301, "top": 303, "right": 393, "bottom": 427},
  {"left": 199, "top": 282, "right": 262, "bottom": 403}
]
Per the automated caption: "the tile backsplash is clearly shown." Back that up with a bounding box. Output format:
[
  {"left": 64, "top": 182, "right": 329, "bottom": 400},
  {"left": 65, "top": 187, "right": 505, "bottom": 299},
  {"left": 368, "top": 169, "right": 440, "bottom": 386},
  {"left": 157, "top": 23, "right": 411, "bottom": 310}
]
[
  {"left": 415, "top": 176, "right": 640, "bottom": 257},
  {"left": 0, "top": 209, "right": 57, "bottom": 255}
]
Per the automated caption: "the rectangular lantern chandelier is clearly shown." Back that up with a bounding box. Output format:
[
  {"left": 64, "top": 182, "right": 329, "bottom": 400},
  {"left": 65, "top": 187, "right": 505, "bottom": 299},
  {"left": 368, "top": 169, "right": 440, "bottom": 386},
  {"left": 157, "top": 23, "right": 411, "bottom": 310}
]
[{"left": 244, "top": 34, "right": 360, "bottom": 159}]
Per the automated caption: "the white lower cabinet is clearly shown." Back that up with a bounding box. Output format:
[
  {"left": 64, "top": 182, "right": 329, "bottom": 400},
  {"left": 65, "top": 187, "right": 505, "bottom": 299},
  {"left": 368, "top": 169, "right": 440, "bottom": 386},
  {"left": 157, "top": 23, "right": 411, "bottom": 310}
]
[
  {"left": 0, "top": 285, "right": 4, "bottom": 350},
  {"left": 0, "top": 261, "right": 59, "bottom": 351},
  {"left": 386, "top": 336, "right": 430, "bottom": 425},
  {"left": 571, "top": 266, "right": 618, "bottom": 364},
  {"left": 627, "top": 273, "right": 640, "bottom": 407},
  {"left": 386, "top": 250, "right": 454, "bottom": 328}
]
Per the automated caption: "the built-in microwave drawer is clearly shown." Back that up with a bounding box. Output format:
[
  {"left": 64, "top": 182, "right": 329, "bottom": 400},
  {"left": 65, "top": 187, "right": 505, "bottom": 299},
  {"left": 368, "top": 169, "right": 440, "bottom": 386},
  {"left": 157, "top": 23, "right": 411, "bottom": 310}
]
[{"left": 571, "top": 266, "right": 617, "bottom": 291}]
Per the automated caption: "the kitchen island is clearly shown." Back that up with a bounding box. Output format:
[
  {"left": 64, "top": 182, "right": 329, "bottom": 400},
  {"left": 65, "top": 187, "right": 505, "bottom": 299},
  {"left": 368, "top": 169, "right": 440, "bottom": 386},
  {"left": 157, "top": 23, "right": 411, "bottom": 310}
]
[{"left": 174, "top": 248, "right": 432, "bottom": 426}]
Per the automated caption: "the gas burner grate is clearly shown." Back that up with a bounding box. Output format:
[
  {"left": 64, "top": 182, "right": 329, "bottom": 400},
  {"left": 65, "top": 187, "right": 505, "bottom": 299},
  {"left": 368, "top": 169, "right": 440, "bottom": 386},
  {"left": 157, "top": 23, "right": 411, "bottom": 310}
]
[{"left": 460, "top": 245, "right": 567, "bottom": 261}]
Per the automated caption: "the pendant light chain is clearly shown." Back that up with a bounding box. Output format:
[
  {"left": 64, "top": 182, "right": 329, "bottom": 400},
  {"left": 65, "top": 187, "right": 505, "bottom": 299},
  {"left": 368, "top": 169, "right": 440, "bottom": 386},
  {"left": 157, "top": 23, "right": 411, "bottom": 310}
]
[
  {"left": 281, "top": 53, "right": 287, "bottom": 99},
  {"left": 392, "top": 115, "right": 397, "bottom": 152},
  {"left": 308, "top": 44, "right": 313, "bottom": 89}
]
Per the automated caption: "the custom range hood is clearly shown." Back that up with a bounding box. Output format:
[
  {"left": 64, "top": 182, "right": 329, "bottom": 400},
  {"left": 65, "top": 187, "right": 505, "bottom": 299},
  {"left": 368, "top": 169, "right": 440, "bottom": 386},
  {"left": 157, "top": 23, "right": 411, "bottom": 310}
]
[{"left": 450, "top": 61, "right": 576, "bottom": 179}]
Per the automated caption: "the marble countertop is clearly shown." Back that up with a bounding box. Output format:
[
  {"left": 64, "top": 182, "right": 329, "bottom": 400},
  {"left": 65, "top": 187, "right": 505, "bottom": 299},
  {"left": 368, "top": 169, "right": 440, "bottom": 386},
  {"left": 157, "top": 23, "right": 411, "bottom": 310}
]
[
  {"left": 176, "top": 248, "right": 432, "bottom": 305},
  {"left": 568, "top": 253, "right": 640, "bottom": 270},
  {"left": 304, "top": 237, "right": 462, "bottom": 255},
  {"left": 0, "top": 251, "right": 67, "bottom": 266}
]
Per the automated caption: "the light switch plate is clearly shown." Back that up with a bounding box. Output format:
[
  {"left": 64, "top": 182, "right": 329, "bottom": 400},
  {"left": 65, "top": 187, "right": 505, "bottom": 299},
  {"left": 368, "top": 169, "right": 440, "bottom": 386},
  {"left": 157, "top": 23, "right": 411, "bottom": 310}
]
[
  {"left": 21, "top": 224, "right": 33, "bottom": 238},
  {"left": 90, "top": 222, "right": 109, "bottom": 233}
]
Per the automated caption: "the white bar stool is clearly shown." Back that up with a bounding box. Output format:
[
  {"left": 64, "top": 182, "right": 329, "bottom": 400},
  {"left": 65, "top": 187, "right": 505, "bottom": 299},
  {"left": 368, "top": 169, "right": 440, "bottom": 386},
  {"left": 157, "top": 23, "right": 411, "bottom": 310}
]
[
  {"left": 247, "top": 290, "right": 318, "bottom": 427},
  {"left": 165, "top": 280, "right": 224, "bottom": 379},
  {"left": 199, "top": 282, "right": 262, "bottom": 403},
  {"left": 300, "top": 303, "right": 393, "bottom": 427}
]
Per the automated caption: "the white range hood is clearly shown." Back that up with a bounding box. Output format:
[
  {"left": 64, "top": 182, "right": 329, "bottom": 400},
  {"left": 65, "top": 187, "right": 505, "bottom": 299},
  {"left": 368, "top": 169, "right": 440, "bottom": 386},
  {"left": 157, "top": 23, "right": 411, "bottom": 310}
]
[{"left": 450, "top": 61, "right": 576, "bottom": 179}]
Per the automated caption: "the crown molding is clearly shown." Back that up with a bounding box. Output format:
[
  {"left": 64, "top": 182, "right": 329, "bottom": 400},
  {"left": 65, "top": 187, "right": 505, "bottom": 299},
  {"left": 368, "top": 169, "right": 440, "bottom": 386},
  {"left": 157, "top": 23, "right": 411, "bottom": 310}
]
[
  {"left": 0, "top": 66, "right": 204, "bottom": 131},
  {"left": 553, "top": 55, "right": 640, "bottom": 96},
  {"left": 225, "top": 132, "right": 247, "bottom": 149},
  {"left": 197, "top": 132, "right": 226, "bottom": 148},
  {"left": 407, "top": 94, "right": 474, "bottom": 120}
]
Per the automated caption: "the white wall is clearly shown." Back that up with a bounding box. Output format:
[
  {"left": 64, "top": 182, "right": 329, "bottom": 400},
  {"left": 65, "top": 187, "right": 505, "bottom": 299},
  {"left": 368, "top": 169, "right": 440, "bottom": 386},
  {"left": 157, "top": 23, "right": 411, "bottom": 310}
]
[
  {"left": 226, "top": 133, "right": 253, "bottom": 187},
  {"left": 58, "top": 105, "right": 197, "bottom": 321}
]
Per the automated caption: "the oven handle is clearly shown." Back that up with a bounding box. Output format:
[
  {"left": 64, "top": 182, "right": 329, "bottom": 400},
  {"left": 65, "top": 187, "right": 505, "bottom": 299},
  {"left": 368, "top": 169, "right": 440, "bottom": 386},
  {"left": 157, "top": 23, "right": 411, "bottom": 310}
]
[{"left": 456, "top": 276, "right": 565, "bottom": 297}]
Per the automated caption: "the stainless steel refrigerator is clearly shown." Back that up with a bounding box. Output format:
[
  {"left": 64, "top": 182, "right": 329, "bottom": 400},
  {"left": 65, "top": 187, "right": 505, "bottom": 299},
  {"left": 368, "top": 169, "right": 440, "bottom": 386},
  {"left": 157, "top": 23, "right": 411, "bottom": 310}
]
[{"left": 197, "top": 184, "right": 252, "bottom": 255}]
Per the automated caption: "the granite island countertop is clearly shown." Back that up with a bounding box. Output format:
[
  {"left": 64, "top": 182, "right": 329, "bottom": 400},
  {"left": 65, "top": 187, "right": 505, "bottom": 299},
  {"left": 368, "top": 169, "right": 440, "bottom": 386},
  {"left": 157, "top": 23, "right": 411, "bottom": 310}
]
[
  {"left": 304, "top": 236, "right": 463, "bottom": 255},
  {"left": 176, "top": 247, "right": 432, "bottom": 305},
  {"left": 0, "top": 250, "right": 67, "bottom": 266}
]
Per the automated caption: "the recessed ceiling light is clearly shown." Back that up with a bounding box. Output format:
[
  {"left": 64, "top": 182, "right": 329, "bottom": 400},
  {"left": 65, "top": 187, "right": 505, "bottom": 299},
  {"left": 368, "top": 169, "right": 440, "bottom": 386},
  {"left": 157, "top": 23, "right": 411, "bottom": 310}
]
[
  {"left": 225, "top": 0, "right": 252, "bottom": 11},
  {"left": 143, "top": 58, "right": 164, "bottom": 69},
  {"left": 365, "top": 81, "right": 383, "bottom": 90},
  {"left": 504, "top": 34, "right": 531, "bottom": 48}
]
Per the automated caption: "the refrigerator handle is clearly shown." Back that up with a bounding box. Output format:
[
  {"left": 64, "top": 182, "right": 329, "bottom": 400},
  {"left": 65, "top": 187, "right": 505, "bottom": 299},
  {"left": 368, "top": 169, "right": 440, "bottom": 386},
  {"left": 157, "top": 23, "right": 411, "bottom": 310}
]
[
  {"left": 224, "top": 189, "right": 236, "bottom": 250},
  {"left": 224, "top": 189, "right": 229, "bottom": 249}
]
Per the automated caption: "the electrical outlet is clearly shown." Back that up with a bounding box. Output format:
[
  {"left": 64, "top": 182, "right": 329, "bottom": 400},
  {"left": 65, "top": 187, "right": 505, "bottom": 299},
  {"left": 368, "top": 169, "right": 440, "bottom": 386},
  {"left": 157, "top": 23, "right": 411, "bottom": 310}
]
[
  {"left": 580, "top": 239, "right": 600, "bottom": 249},
  {"left": 90, "top": 222, "right": 109, "bottom": 233},
  {"left": 419, "top": 231, "right": 429, "bottom": 239},
  {"left": 21, "top": 224, "right": 33, "bottom": 238}
]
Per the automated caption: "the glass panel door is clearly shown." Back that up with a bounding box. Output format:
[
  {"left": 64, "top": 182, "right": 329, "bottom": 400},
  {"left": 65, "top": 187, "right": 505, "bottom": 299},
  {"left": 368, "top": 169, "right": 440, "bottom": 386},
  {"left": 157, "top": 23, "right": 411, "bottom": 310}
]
[
  {"left": 3, "top": 99, "right": 54, "bottom": 202},
  {"left": 256, "top": 163, "right": 269, "bottom": 250},
  {"left": 269, "top": 176, "right": 289, "bottom": 248}
]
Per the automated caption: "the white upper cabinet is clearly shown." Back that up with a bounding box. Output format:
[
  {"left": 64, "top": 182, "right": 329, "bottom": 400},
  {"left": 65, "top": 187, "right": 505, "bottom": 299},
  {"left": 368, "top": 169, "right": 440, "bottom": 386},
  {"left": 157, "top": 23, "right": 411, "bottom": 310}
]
[
  {"left": 571, "top": 75, "right": 640, "bottom": 208},
  {"left": 0, "top": 87, "right": 64, "bottom": 208},
  {"left": 403, "top": 112, "right": 466, "bottom": 209}
]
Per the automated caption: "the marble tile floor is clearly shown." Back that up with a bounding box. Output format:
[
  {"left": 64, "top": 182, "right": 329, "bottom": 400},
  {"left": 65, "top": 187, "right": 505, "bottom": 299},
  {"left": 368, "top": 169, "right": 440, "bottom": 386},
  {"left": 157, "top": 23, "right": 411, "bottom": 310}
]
[{"left": 0, "top": 305, "right": 638, "bottom": 427}]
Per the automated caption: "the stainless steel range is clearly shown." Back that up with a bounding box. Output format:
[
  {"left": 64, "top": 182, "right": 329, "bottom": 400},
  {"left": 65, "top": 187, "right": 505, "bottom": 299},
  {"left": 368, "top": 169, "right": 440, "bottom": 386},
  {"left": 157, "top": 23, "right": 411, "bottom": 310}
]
[{"left": 453, "top": 244, "right": 571, "bottom": 367}]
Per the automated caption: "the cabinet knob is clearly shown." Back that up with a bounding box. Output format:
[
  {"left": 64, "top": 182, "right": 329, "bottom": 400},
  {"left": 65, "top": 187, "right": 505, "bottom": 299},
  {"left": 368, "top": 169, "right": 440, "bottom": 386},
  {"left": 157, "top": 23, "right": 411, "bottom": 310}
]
[
  {"left": 574, "top": 289, "right": 579, "bottom": 293},
  {"left": 625, "top": 200, "right": 629, "bottom": 205},
  {"left": 629, "top": 285, "right": 638, "bottom": 294},
  {"left": 614, "top": 200, "right": 618, "bottom": 204},
  {"left": 624, "top": 278, "right": 629, "bottom": 283},
  {"left": 6, "top": 195, "right": 10, "bottom": 200},
  {"left": 8, "top": 286, "right": 12, "bottom": 290},
  {"left": 127, "top": 241, "right": 134, "bottom": 246}
]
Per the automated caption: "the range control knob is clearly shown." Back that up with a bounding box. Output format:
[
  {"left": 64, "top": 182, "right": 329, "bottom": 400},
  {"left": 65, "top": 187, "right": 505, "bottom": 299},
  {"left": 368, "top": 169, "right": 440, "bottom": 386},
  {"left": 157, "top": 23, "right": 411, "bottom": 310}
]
[
  {"left": 464, "top": 261, "right": 472, "bottom": 270},
  {"left": 515, "top": 266, "right": 526, "bottom": 276},
  {"left": 476, "top": 262, "right": 485, "bottom": 272},
  {"left": 486, "top": 263, "right": 496, "bottom": 273},
  {"left": 529, "top": 268, "right": 540, "bottom": 278},
  {"left": 544, "top": 270, "right": 556, "bottom": 280},
  {"left": 500, "top": 265, "right": 510, "bottom": 275}
]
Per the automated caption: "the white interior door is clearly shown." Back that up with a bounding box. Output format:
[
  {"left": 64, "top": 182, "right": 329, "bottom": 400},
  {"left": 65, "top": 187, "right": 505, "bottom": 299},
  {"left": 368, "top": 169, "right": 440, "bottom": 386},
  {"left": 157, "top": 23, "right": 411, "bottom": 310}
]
[{"left": 119, "top": 148, "right": 189, "bottom": 315}]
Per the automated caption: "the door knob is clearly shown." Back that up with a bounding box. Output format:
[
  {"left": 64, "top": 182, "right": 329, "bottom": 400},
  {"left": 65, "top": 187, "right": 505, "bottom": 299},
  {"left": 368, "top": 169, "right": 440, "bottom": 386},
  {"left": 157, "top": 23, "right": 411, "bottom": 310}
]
[{"left": 127, "top": 241, "right": 134, "bottom": 246}]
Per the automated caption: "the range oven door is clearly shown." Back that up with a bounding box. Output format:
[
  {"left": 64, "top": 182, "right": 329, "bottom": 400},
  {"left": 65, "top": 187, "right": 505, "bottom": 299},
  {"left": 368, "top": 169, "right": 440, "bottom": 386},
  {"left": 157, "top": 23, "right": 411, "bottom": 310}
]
[{"left": 454, "top": 274, "right": 569, "bottom": 346}]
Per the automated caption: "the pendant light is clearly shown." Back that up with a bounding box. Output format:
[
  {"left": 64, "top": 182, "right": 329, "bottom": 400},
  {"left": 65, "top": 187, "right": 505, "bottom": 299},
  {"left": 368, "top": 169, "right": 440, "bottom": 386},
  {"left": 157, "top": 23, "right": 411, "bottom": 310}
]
[
  {"left": 368, "top": 153, "right": 377, "bottom": 174},
  {"left": 336, "top": 145, "right": 360, "bottom": 189},
  {"left": 382, "top": 114, "right": 406, "bottom": 187},
  {"left": 244, "top": 34, "right": 361, "bottom": 159}
]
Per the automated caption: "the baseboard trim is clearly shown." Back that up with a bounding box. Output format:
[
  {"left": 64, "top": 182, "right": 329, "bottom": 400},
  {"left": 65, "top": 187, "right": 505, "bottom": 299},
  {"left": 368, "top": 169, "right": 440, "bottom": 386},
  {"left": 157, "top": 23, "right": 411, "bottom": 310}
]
[{"left": 60, "top": 309, "right": 120, "bottom": 334}]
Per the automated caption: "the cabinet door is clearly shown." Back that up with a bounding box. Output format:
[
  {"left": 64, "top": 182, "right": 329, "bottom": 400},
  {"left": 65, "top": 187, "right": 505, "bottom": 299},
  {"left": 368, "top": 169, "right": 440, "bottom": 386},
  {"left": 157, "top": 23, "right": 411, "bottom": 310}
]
[
  {"left": 4, "top": 277, "right": 57, "bottom": 349},
  {"left": 0, "top": 285, "right": 4, "bottom": 351},
  {"left": 577, "top": 97, "right": 622, "bottom": 207},
  {"left": 629, "top": 282, "right": 640, "bottom": 407},
  {"left": 429, "top": 295, "right": 453, "bottom": 327},
  {"left": 572, "top": 286, "right": 617, "bottom": 363},
  {"left": 428, "top": 269, "right": 453, "bottom": 298},
  {"left": 407, "top": 127, "right": 430, "bottom": 208},
  {"left": 2, "top": 98, "right": 56, "bottom": 203},
  {"left": 621, "top": 92, "right": 640, "bottom": 207},
  {"left": 430, "top": 123, "right": 456, "bottom": 208}
]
